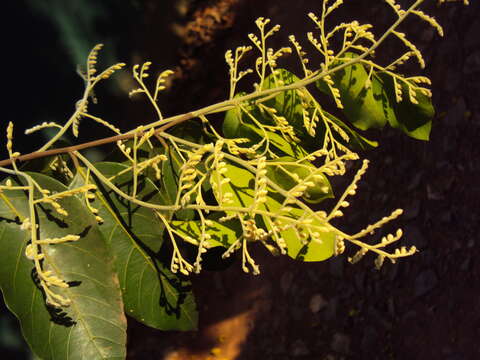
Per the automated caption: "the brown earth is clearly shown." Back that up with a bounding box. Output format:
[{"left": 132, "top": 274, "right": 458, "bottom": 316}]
[{"left": 127, "top": 1, "right": 480, "bottom": 359}]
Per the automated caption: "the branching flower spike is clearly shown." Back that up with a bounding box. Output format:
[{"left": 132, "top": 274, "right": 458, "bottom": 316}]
[{"left": 0, "top": 0, "right": 468, "bottom": 329}]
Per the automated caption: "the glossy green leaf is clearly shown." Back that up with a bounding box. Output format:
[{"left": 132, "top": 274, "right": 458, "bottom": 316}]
[
  {"left": 0, "top": 173, "right": 127, "bottom": 360},
  {"left": 71, "top": 162, "right": 198, "bottom": 331}
]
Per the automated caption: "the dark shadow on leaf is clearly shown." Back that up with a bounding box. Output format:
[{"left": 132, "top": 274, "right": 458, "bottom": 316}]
[
  {"left": 377, "top": 73, "right": 433, "bottom": 135},
  {"left": 31, "top": 269, "right": 76, "bottom": 327},
  {"left": 36, "top": 203, "right": 68, "bottom": 229},
  {"left": 0, "top": 216, "right": 21, "bottom": 224},
  {"left": 77, "top": 225, "right": 92, "bottom": 238},
  {"left": 93, "top": 172, "right": 194, "bottom": 323},
  {"left": 296, "top": 244, "right": 308, "bottom": 261},
  {"left": 154, "top": 239, "right": 194, "bottom": 318}
]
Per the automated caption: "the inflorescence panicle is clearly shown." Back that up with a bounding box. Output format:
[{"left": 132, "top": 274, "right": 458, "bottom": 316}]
[{"left": 0, "top": 0, "right": 466, "bottom": 310}]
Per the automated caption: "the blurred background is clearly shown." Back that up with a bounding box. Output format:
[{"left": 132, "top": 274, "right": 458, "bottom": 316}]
[
  {"left": 2, "top": 0, "right": 480, "bottom": 359},
  {"left": 3, "top": 0, "right": 194, "bottom": 161}
]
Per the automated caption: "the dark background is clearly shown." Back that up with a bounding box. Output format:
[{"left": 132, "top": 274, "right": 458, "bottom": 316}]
[{"left": 2, "top": 1, "right": 479, "bottom": 359}]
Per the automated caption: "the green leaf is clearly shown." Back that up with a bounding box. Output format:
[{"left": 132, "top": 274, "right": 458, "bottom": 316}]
[
  {"left": 211, "top": 162, "right": 283, "bottom": 213},
  {"left": 211, "top": 162, "right": 335, "bottom": 262},
  {"left": 377, "top": 73, "right": 434, "bottom": 140},
  {"left": 224, "top": 70, "right": 375, "bottom": 155},
  {"left": 318, "top": 53, "right": 393, "bottom": 130},
  {"left": 161, "top": 147, "right": 195, "bottom": 221},
  {"left": 281, "top": 209, "right": 336, "bottom": 262},
  {"left": 245, "top": 121, "right": 308, "bottom": 158},
  {"left": 0, "top": 173, "right": 127, "bottom": 360},
  {"left": 266, "top": 156, "right": 334, "bottom": 204},
  {"left": 317, "top": 53, "right": 434, "bottom": 140},
  {"left": 223, "top": 99, "right": 243, "bottom": 139},
  {"left": 71, "top": 162, "right": 198, "bottom": 331},
  {"left": 322, "top": 110, "right": 378, "bottom": 150},
  {"left": 171, "top": 216, "right": 241, "bottom": 249},
  {"left": 223, "top": 92, "right": 308, "bottom": 158},
  {"left": 262, "top": 70, "right": 305, "bottom": 131},
  {"left": 262, "top": 68, "right": 377, "bottom": 151}
]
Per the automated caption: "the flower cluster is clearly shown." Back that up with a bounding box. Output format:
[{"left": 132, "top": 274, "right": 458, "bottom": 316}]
[{"left": 1, "top": 0, "right": 465, "bottom": 313}]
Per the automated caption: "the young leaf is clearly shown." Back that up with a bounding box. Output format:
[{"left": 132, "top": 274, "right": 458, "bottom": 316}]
[
  {"left": 71, "top": 162, "right": 198, "bottom": 331},
  {"left": 0, "top": 173, "right": 127, "bottom": 360}
]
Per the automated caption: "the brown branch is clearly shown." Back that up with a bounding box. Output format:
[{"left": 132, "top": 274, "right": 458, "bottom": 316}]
[{"left": 0, "top": 112, "right": 195, "bottom": 167}]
